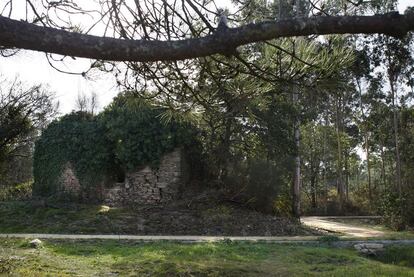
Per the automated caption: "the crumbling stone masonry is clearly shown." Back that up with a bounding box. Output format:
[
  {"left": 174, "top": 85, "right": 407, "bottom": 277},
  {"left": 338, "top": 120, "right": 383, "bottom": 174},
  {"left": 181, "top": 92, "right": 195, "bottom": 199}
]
[
  {"left": 59, "top": 148, "right": 187, "bottom": 206},
  {"left": 60, "top": 162, "right": 81, "bottom": 196},
  {"left": 104, "top": 148, "right": 186, "bottom": 206}
]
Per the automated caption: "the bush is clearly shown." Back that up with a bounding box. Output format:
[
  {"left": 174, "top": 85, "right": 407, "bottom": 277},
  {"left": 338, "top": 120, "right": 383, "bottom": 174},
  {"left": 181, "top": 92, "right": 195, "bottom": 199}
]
[
  {"left": 0, "top": 181, "right": 33, "bottom": 201},
  {"left": 379, "top": 190, "right": 406, "bottom": 231},
  {"left": 272, "top": 194, "right": 293, "bottom": 217},
  {"left": 226, "top": 159, "right": 292, "bottom": 214}
]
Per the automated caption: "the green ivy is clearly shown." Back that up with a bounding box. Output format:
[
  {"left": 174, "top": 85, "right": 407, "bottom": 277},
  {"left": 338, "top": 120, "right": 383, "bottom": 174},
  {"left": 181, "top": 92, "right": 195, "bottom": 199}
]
[
  {"left": 100, "top": 92, "right": 197, "bottom": 170},
  {"left": 33, "top": 94, "right": 199, "bottom": 196},
  {"left": 33, "top": 112, "right": 114, "bottom": 196}
]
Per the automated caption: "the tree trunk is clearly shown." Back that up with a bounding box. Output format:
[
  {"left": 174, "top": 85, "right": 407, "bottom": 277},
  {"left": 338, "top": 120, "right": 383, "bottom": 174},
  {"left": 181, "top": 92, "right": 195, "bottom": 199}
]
[
  {"left": 336, "top": 95, "right": 345, "bottom": 213},
  {"left": 311, "top": 170, "right": 318, "bottom": 209},
  {"left": 390, "top": 77, "right": 402, "bottom": 197},
  {"left": 357, "top": 78, "right": 372, "bottom": 199},
  {"left": 292, "top": 88, "right": 301, "bottom": 217},
  {"left": 345, "top": 152, "right": 349, "bottom": 201},
  {"left": 323, "top": 114, "right": 329, "bottom": 215},
  {"left": 365, "top": 134, "right": 372, "bottom": 199},
  {"left": 380, "top": 147, "right": 386, "bottom": 189},
  {"left": 292, "top": 2, "right": 302, "bottom": 218},
  {"left": 218, "top": 117, "right": 233, "bottom": 182}
]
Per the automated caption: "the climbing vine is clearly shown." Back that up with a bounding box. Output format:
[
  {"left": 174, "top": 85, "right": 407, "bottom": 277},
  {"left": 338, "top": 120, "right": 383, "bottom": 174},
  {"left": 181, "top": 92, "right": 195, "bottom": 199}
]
[
  {"left": 100, "top": 92, "right": 198, "bottom": 170},
  {"left": 33, "top": 93, "right": 199, "bottom": 196},
  {"left": 33, "top": 112, "right": 114, "bottom": 195}
]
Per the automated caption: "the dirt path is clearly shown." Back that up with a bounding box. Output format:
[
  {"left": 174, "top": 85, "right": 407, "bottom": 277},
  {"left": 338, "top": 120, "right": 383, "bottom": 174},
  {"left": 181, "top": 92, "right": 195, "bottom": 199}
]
[{"left": 301, "top": 216, "right": 384, "bottom": 238}]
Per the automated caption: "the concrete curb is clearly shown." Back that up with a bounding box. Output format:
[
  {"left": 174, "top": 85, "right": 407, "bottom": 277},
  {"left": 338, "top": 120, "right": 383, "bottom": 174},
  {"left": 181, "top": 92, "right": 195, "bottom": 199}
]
[
  {"left": 1, "top": 233, "right": 414, "bottom": 246},
  {"left": 0, "top": 233, "right": 320, "bottom": 242}
]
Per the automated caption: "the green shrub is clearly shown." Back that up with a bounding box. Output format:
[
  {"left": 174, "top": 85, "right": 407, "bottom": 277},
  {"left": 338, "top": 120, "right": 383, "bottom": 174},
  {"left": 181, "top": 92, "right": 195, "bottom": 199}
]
[
  {"left": 379, "top": 190, "right": 406, "bottom": 231},
  {"left": 0, "top": 181, "right": 33, "bottom": 201},
  {"left": 226, "top": 159, "right": 291, "bottom": 214},
  {"left": 273, "top": 194, "right": 293, "bottom": 217}
]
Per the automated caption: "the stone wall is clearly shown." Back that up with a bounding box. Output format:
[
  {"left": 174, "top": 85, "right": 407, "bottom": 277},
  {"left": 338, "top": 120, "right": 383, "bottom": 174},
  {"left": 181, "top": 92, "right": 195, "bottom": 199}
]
[
  {"left": 103, "top": 148, "right": 185, "bottom": 206},
  {"left": 60, "top": 162, "right": 81, "bottom": 196},
  {"left": 58, "top": 149, "right": 186, "bottom": 206}
]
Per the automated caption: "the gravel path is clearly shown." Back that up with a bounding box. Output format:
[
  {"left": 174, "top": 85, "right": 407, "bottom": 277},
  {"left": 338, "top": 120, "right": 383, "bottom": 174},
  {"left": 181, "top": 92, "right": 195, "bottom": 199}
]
[{"left": 301, "top": 216, "right": 384, "bottom": 238}]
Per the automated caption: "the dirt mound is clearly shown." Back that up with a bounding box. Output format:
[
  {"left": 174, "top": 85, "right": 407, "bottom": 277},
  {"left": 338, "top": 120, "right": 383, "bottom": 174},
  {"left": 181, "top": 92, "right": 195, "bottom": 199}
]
[
  {"left": 0, "top": 189, "right": 319, "bottom": 236},
  {"left": 106, "top": 189, "right": 318, "bottom": 236}
]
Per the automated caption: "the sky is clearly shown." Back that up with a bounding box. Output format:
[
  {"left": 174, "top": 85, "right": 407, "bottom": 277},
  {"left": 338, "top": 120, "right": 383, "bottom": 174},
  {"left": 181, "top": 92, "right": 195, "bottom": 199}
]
[{"left": 0, "top": 0, "right": 412, "bottom": 115}]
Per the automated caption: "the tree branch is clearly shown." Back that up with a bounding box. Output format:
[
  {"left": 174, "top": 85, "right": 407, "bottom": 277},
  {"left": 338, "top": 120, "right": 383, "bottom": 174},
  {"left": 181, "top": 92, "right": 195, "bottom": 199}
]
[{"left": 0, "top": 12, "right": 413, "bottom": 62}]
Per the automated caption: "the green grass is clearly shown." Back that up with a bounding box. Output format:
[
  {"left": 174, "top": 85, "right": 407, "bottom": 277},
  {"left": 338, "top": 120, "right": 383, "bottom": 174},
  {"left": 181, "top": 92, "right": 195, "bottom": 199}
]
[
  {"left": 373, "top": 245, "right": 414, "bottom": 268},
  {"left": 1, "top": 239, "right": 414, "bottom": 276},
  {"left": 0, "top": 200, "right": 317, "bottom": 236},
  {"left": 0, "top": 201, "right": 130, "bottom": 234}
]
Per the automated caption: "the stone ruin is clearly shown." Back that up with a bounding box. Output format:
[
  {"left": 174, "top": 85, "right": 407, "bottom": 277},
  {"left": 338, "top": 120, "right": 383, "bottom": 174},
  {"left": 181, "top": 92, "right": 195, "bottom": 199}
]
[
  {"left": 59, "top": 148, "right": 188, "bottom": 206},
  {"left": 103, "top": 148, "right": 187, "bottom": 206},
  {"left": 60, "top": 162, "right": 81, "bottom": 197}
]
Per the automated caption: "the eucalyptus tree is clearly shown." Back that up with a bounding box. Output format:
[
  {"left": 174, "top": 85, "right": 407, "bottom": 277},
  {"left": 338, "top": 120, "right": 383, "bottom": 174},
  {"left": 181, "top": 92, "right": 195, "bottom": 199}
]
[
  {"left": 369, "top": 32, "right": 414, "bottom": 197},
  {"left": 301, "top": 122, "right": 326, "bottom": 210}
]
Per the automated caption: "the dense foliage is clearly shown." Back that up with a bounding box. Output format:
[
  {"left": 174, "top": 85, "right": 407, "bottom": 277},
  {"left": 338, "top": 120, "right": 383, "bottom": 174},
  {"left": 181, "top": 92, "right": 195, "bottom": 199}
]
[
  {"left": 100, "top": 92, "right": 198, "bottom": 170},
  {"left": 33, "top": 112, "right": 114, "bottom": 195},
  {"left": 0, "top": 77, "right": 57, "bottom": 187},
  {"left": 33, "top": 93, "right": 199, "bottom": 196}
]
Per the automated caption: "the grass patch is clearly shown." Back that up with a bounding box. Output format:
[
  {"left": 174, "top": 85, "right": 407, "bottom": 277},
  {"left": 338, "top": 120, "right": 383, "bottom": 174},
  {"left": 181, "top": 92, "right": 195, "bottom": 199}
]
[
  {"left": 0, "top": 201, "right": 128, "bottom": 234},
  {"left": 1, "top": 239, "right": 414, "bottom": 276},
  {"left": 317, "top": 235, "right": 341, "bottom": 243},
  {"left": 373, "top": 245, "right": 414, "bottom": 268},
  {"left": 0, "top": 200, "right": 315, "bottom": 236}
]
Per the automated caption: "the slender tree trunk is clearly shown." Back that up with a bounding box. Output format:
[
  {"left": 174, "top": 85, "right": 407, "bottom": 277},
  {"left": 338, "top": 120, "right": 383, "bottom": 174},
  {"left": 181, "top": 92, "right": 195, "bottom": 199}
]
[
  {"left": 293, "top": 132, "right": 301, "bottom": 217},
  {"left": 310, "top": 166, "right": 319, "bottom": 209},
  {"left": 345, "top": 153, "right": 349, "bottom": 201},
  {"left": 356, "top": 165, "right": 360, "bottom": 190},
  {"left": 293, "top": 88, "right": 301, "bottom": 217},
  {"left": 292, "top": 0, "right": 302, "bottom": 218},
  {"left": 380, "top": 147, "right": 386, "bottom": 189},
  {"left": 357, "top": 79, "right": 372, "bottom": 199},
  {"left": 315, "top": 175, "right": 318, "bottom": 209},
  {"left": 390, "top": 77, "right": 402, "bottom": 197},
  {"left": 323, "top": 114, "right": 329, "bottom": 215},
  {"left": 336, "top": 95, "right": 345, "bottom": 213},
  {"left": 365, "top": 135, "right": 372, "bottom": 199},
  {"left": 218, "top": 116, "right": 232, "bottom": 182}
]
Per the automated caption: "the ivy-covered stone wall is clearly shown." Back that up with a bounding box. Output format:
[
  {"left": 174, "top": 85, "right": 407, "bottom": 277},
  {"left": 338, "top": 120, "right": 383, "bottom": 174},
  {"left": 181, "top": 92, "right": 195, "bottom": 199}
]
[
  {"left": 33, "top": 93, "right": 201, "bottom": 202},
  {"left": 102, "top": 148, "right": 185, "bottom": 206},
  {"left": 60, "top": 162, "right": 81, "bottom": 197}
]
